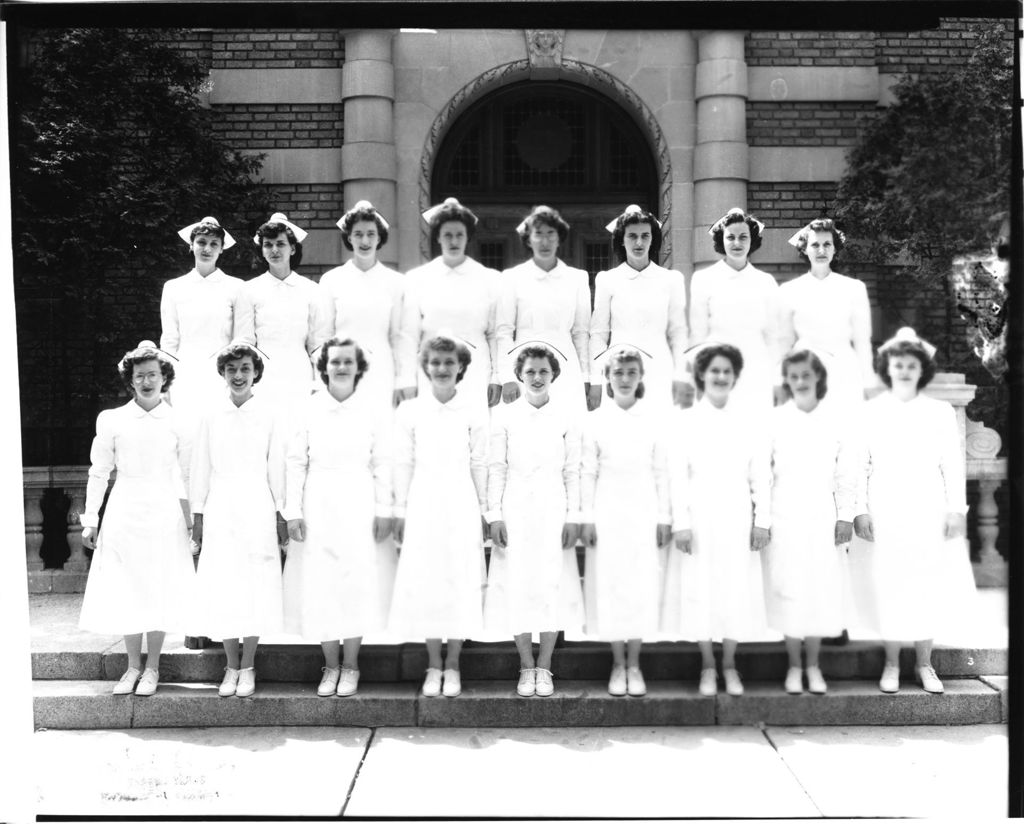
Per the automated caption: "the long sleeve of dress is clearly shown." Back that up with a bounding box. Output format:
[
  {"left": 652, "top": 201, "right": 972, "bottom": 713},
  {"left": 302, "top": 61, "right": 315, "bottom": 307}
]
[
  {"left": 304, "top": 294, "right": 323, "bottom": 362},
  {"left": 315, "top": 274, "right": 338, "bottom": 350},
  {"left": 470, "top": 405, "right": 490, "bottom": 513},
  {"left": 388, "top": 278, "right": 406, "bottom": 383},
  {"left": 159, "top": 282, "right": 181, "bottom": 355},
  {"left": 392, "top": 404, "right": 415, "bottom": 518},
  {"left": 937, "top": 403, "right": 968, "bottom": 515},
  {"left": 485, "top": 410, "right": 509, "bottom": 522},
  {"left": 833, "top": 425, "right": 858, "bottom": 522},
  {"left": 653, "top": 426, "right": 672, "bottom": 523},
  {"left": 82, "top": 411, "right": 116, "bottom": 529},
  {"left": 189, "top": 415, "right": 212, "bottom": 515},
  {"left": 175, "top": 418, "right": 192, "bottom": 503},
  {"left": 852, "top": 415, "right": 871, "bottom": 517},
  {"left": 667, "top": 272, "right": 690, "bottom": 380},
  {"left": 688, "top": 269, "right": 711, "bottom": 346},
  {"left": 668, "top": 427, "right": 691, "bottom": 532},
  {"left": 763, "top": 285, "right": 785, "bottom": 381},
  {"left": 563, "top": 420, "right": 583, "bottom": 521},
  {"left": 588, "top": 272, "right": 611, "bottom": 383},
  {"left": 571, "top": 272, "right": 591, "bottom": 381},
  {"left": 371, "top": 415, "right": 394, "bottom": 519},
  {"left": 851, "top": 280, "right": 875, "bottom": 390},
  {"left": 580, "top": 419, "right": 599, "bottom": 522},
  {"left": 485, "top": 280, "right": 500, "bottom": 385},
  {"left": 777, "top": 288, "right": 797, "bottom": 357},
  {"left": 397, "top": 277, "right": 422, "bottom": 389},
  {"left": 748, "top": 429, "right": 773, "bottom": 530},
  {"left": 267, "top": 417, "right": 287, "bottom": 513},
  {"left": 282, "top": 418, "right": 310, "bottom": 522},
  {"left": 495, "top": 276, "right": 518, "bottom": 385}
]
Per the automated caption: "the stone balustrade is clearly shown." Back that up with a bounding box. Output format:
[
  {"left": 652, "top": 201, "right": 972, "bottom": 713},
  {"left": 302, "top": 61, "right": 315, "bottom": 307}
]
[{"left": 23, "top": 373, "right": 1007, "bottom": 591}]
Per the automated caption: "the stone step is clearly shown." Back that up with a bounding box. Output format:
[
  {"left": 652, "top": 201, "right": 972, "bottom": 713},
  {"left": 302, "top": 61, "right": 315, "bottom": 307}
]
[
  {"left": 32, "top": 640, "right": 1007, "bottom": 683},
  {"left": 33, "top": 678, "right": 1004, "bottom": 730}
]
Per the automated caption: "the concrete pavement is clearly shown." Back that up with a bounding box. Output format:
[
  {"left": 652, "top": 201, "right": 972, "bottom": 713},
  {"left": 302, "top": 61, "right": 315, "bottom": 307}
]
[{"left": 33, "top": 723, "right": 1008, "bottom": 818}]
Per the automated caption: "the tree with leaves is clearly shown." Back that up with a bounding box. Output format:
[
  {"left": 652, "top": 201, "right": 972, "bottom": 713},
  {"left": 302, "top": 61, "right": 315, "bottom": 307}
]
[
  {"left": 835, "top": 22, "right": 1012, "bottom": 378},
  {"left": 13, "top": 28, "right": 273, "bottom": 463}
]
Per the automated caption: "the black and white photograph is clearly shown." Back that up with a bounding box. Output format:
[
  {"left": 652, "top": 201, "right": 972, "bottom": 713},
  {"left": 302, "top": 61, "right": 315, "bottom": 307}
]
[{"left": 1, "top": 1, "right": 1018, "bottom": 820}]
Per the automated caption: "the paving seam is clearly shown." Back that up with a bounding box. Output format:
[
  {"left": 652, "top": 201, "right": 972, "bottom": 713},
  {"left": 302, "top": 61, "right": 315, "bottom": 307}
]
[
  {"left": 760, "top": 725, "right": 825, "bottom": 816},
  {"left": 339, "top": 727, "right": 376, "bottom": 817}
]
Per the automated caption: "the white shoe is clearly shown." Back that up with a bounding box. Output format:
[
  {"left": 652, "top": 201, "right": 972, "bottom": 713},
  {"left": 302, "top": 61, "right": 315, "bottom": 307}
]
[
  {"left": 422, "top": 667, "right": 442, "bottom": 697},
  {"left": 112, "top": 667, "right": 141, "bottom": 695},
  {"left": 534, "top": 667, "right": 554, "bottom": 697},
  {"left": 806, "top": 666, "right": 827, "bottom": 695},
  {"left": 318, "top": 666, "right": 341, "bottom": 697},
  {"left": 235, "top": 667, "right": 256, "bottom": 698},
  {"left": 442, "top": 668, "right": 462, "bottom": 697},
  {"left": 336, "top": 667, "right": 360, "bottom": 697},
  {"left": 879, "top": 663, "right": 900, "bottom": 693},
  {"left": 608, "top": 665, "right": 627, "bottom": 696},
  {"left": 723, "top": 668, "right": 744, "bottom": 696},
  {"left": 134, "top": 668, "right": 160, "bottom": 697},
  {"left": 626, "top": 666, "right": 647, "bottom": 697},
  {"left": 698, "top": 668, "right": 718, "bottom": 696},
  {"left": 517, "top": 667, "right": 537, "bottom": 697},
  {"left": 784, "top": 666, "right": 803, "bottom": 695},
  {"left": 916, "top": 664, "right": 944, "bottom": 694},
  {"left": 219, "top": 667, "right": 240, "bottom": 697}
]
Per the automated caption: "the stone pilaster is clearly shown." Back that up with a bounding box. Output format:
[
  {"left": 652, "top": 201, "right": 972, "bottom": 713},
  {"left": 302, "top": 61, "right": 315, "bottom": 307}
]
[
  {"left": 693, "top": 31, "right": 748, "bottom": 269},
  {"left": 341, "top": 30, "right": 399, "bottom": 268}
]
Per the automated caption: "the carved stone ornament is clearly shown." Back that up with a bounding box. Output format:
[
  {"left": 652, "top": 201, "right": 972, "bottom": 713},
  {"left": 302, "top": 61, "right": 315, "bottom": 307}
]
[{"left": 526, "top": 30, "right": 564, "bottom": 68}]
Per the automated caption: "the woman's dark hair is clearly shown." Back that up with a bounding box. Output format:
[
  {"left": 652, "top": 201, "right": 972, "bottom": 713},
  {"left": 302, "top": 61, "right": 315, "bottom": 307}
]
[
  {"left": 190, "top": 220, "right": 226, "bottom": 244},
  {"left": 780, "top": 349, "right": 828, "bottom": 400},
  {"left": 517, "top": 206, "right": 570, "bottom": 250},
  {"left": 611, "top": 207, "right": 663, "bottom": 264},
  {"left": 693, "top": 343, "right": 744, "bottom": 391},
  {"left": 339, "top": 205, "right": 389, "bottom": 251},
  {"left": 711, "top": 210, "right": 763, "bottom": 255},
  {"left": 603, "top": 346, "right": 646, "bottom": 399},
  {"left": 216, "top": 343, "right": 265, "bottom": 384},
  {"left": 513, "top": 345, "right": 562, "bottom": 382},
  {"left": 428, "top": 200, "right": 478, "bottom": 245},
  {"left": 257, "top": 220, "right": 303, "bottom": 267},
  {"left": 419, "top": 335, "right": 472, "bottom": 382},
  {"left": 316, "top": 337, "right": 369, "bottom": 387},
  {"left": 875, "top": 340, "right": 936, "bottom": 389},
  {"left": 118, "top": 343, "right": 175, "bottom": 392},
  {"left": 792, "top": 218, "right": 846, "bottom": 263}
]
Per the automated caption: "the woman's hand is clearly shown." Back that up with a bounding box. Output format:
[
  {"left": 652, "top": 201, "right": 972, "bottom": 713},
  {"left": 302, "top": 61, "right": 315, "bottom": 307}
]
[
  {"left": 580, "top": 523, "right": 597, "bottom": 548},
  {"left": 487, "top": 383, "right": 502, "bottom": 408},
  {"left": 276, "top": 513, "right": 289, "bottom": 548},
  {"left": 834, "top": 519, "right": 853, "bottom": 545},
  {"left": 373, "top": 516, "right": 393, "bottom": 542},
  {"left": 656, "top": 522, "right": 673, "bottom": 549},
  {"left": 673, "top": 380, "right": 695, "bottom": 409},
  {"left": 772, "top": 385, "right": 789, "bottom": 406},
  {"left": 502, "top": 382, "right": 521, "bottom": 404},
  {"left": 944, "top": 512, "right": 967, "bottom": 539},
  {"left": 751, "top": 526, "right": 770, "bottom": 551},
  {"left": 587, "top": 385, "right": 603, "bottom": 411},
  {"left": 561, "top": 522, "right": 580, "bottom": 550},
  {"left": 853, "top": 514, "right": 874, "bottom": 541},
  {"left": 673, "top": 529, "right": 693, "bottom": 554},
  {"left": 490, "top": 520, "right": 508, "bottom": 549},
  {"left": 392, "top": 389, "right": 406, "bottom": 408},
  {"left": 82, "top": 526, "right": 97, "bottom": 551},
  {"left": 396, "top": 386, "right": 418, "bottom": 404},
  {"left": 191, "top": 513, "right": 204, "bottom": 549},
  {"left": 287, "top": 518, "right": 306, "bottom": 542},
  {"left": 481, "top": 515, "right": 490, "bottom": 540},
  {"left": 394, "top": 517, "right": 405, "bottom": 545}
]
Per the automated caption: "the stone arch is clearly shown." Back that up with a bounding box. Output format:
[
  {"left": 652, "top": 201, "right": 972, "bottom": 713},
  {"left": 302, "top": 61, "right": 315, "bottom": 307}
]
[{"left": 418, "top": 59, "right": 674, "bottom": 262}]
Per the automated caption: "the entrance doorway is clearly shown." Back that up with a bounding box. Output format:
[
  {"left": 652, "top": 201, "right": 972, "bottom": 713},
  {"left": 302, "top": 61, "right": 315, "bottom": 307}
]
[{"left": 431, "top": 80, "right": 659, "bottom": 295}]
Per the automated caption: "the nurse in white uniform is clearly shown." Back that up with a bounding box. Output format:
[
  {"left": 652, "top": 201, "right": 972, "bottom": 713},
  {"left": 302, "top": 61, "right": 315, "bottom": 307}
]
[
  {"left": 398, "top": 198, "right": 501, "bottom": 410},
  {"left": 588, "top": 205, "right": 689, "bottom": 413},
  {"left": 496, "top": 206, "right": 590, "bottom": 417},
  {"left": 690, "top": 208, "right": 781, "bottom": 413}
]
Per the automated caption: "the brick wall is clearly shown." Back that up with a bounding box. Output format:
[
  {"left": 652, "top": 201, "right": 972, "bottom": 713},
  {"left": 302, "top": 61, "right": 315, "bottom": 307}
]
[
  {"left": 747, "top": 102, "right": 875, "bottom": 147},
  {"left": 747, "top": 30, "right": 877, "bottom": 66},
  {"left": 211, "top": 29, "right": 344, "bottom": 69},
  {"left": 746, "top": 182, "right": 839, "bottom": 226},
  {"left": 876, "top": 18, "right": 1013, "bottom": 74},
  {"left": 211, "top": 103, "right": 344, "bottom": 149}
]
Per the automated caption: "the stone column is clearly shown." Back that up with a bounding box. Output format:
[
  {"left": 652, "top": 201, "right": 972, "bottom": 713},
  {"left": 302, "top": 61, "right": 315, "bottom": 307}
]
[
  {"left": 341, "top": 30, "right": 398, "bottom": 268},
  {"left": 693, "top": 31, "right": 748, "bottom": 270}
]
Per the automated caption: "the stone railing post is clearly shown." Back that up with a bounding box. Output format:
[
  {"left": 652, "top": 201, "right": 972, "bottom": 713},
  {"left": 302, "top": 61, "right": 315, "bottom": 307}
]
[{"left": 964, "top": 419, "right": 1008, "bottom": 587}]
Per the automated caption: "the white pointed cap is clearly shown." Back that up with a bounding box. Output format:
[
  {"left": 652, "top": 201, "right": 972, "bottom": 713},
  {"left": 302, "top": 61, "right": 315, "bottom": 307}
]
[
  {"left": 606, "top": 204, "right": 661, "bottom": 234},
  {"left": 178, "top": 216, "right": 236, "bottom": 249},
  {"left": 337, "top": 200, "right": 390, "bottom": 232},
  {"left": 422, "top": 197, "right": 465, "bottom": 225},
  {"left": 254, "top": 212, "right": 307, "bottom": 245},
  {"left": 879, "top": 326, "right": 937, "bottom": 359}
]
